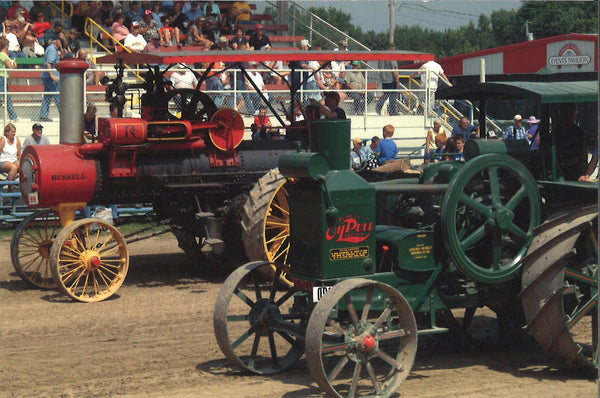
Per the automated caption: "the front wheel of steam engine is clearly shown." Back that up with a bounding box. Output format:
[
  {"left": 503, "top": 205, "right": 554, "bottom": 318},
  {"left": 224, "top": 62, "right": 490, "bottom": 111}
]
[
  {"left": 241, "top": 169, "right": 291, "bottom": 283},
  {"left": 213, "top": 261, "right": 305, "bottom": 374},
  {"left": 305, "top": 279, "right": 417, "bottom": 398},
  {"left": 521, "top": 205, "right": 598, "bottom": 369},
  {"left": 441, "top": 154, "right": 541, "bottom": 284},
  {"left": 50, "top": 218, "right": 129, "bottom": 302}
]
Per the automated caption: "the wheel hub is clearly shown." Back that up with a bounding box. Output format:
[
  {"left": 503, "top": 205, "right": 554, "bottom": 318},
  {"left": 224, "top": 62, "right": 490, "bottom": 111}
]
[
  {"left": 358, "top": 334, "right": 376, "bottom": 353},
  {"left": 82, "top": 251, "right": 102, "bottom": 271},
  {"left": 38, "top": 240, "right": 53, "bottom": 258},
  {"left": 493, "top": 207, "right": 514, "bottom": 230},
  {"left": 249, "top": 299, "right": 283, "bottom": 335}
]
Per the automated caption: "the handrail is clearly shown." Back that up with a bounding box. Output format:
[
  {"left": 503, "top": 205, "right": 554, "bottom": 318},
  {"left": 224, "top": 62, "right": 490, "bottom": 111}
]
[
  {"left": 266, "top": 1, "right": 372, "bottom": 62},
  {"left": 84, "top": 18, "right": 144, "bottom": 82},
  {"left": 48, "top": 1, "right": 74, "bottom": 27}
]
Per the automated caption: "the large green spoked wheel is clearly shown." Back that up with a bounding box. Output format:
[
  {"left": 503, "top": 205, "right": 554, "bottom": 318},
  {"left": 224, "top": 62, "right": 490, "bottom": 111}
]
[
  {"left": 213, "top": 261, "right": 305, "bottom": 374},
  {"left": 441, "top": 154, "right": 541, "bottom": 283},
  {"left": 521, "top": 205, "right": 597, "bottom": 369},
  {"left": 49, "top": 218, "right": 129, "bottom": 302},
  {"left": 306, "top": 279, "right": 417, "bottom": 398},
  {"left": 10, "top": 209, "right": 60, "bottom": 289}
]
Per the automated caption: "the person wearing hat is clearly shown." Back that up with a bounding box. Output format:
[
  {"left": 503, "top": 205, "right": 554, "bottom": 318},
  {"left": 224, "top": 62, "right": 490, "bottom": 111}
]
[
  {"left": 503, "top": 114, "right": 527, "bottom": 141},
  {"left": 351, "top": 137, "right": 366, "bottom": 170},
  {"left": 139, "top": 8, "right": 160, "bottom": 42},
  {"left": 248, "top": 24, "right": 270, "bottom": 50},
  {"left": 123, "top": 21, "right": 147, "bottom": 52},
  {"left": 186, "top": 16, "right": 211, "bottom": 49},
  {"left": 526, "top": 115, "right": 541, "bottom": 149},
  {"left": 345, "top": 60, "right": 369, "bottom": 114},
  {"left": 298, "top": 40, "right": 323, "bottom": 104},
  {"left": 23, "top": 123, "right": 50, "bottom": 149},
  {"left": 319, "top": 91, "right": 346, "bottom": 120},
  {"left": 331, "top": 40, "right": 349, "bottom": 85}
]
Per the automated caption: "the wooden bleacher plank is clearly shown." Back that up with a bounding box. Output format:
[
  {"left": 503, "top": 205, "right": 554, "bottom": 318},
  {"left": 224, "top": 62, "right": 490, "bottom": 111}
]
[{"left": 250, "top": 14, "right": 272, "bottom": 21}]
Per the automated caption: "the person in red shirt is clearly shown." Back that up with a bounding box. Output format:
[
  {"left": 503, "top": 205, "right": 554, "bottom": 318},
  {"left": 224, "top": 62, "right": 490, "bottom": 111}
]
[
  {"left": 33, "top": 13, "right": 52, "bottom": 45},
  {"left": 7, "top": 2, "right": 30, "bottom": 21},
  {"left": 251, "top": 107, "right": 272, "bottom": 140}
]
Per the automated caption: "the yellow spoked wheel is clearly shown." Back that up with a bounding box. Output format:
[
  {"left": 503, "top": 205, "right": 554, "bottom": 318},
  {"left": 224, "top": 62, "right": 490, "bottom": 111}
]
[
  {"left": 11, "top": 210, "right": 60, "bottom": 289},
  {"left": 242, "top": 169, "right": 291, "bottom": 284},
  {"left": 50, "top": 218, "right": 129, "bottom": 302}
]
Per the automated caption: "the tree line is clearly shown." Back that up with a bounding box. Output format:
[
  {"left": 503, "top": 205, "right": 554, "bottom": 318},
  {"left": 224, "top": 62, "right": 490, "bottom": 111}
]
[{"left": 268, "top": 1, "right": 597, "bottom": 57}]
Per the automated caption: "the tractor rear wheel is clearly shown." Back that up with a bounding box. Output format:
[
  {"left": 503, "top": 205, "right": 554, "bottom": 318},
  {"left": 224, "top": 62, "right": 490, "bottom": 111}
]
[
  {"left": 521, "top": 205, "right": 597, "bottom": 369},
  {"left": 50, "top": 218, "right": 129, "bottom": 302},
  {"left": 305, "top": 279, "right": 417, "bottom": 398},
  {"left": 11, "top": 209, "right": 60, "bottom": 289},
  {"left": 241, "top": 169, "right": 290, "bottom": 282}
]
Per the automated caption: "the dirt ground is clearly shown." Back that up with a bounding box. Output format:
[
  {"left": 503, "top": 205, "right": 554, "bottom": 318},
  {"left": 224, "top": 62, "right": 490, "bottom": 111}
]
[{"left": 0, "top": 233, "right": 597, "bottom": 398}]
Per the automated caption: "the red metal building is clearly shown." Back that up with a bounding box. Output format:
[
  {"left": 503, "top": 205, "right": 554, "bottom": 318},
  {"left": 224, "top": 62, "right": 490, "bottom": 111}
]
[{"left": 435, "top": 33, "right": 598, "bottom": 83}]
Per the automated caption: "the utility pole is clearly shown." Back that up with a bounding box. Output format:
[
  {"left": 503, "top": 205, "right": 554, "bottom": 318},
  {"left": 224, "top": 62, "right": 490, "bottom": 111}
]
[{"left": 389, "top": 0, "right": 395, "bottom": 45}]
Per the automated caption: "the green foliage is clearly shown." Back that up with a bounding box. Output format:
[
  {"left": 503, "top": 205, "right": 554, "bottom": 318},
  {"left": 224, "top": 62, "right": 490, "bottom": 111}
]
[{"left": 282, "top": 1, "right": 596, "bottom": 58}]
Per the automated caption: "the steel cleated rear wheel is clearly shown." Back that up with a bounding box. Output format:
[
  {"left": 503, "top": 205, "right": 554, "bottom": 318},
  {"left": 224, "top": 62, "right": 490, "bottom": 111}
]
[
  {"left": 213, "top": 261, "right": 305, "bottom": 374},
  {"left": 521, "top": 205, "right": 597, "bottom": 369},
  {"left": 50, "top": 218, "right": 129, "bottom": 302},
  {"left": 11, "top": 209, "right": 60, "bottom": 289},
  {"left": 306, "top": 279, "right": 417, "bottom": 398},
  {"left": 241, "top": 169, "right": 291, "bottom": 282}
]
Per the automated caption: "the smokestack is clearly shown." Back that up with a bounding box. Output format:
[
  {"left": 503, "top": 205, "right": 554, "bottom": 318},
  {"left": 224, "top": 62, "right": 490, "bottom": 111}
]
[{"left": 55, "top": 60, "right": 89, "bottom": 144}]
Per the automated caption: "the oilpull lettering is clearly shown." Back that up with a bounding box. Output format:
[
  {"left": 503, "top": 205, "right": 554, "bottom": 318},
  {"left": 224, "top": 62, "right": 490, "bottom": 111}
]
[{"left": 325, "top": 215, "right": 373, "bottom": 243}]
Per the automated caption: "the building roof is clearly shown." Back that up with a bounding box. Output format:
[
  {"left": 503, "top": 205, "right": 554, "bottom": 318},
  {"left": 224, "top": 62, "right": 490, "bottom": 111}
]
[{"left": 437, "top": 80, "right": 598, "bottom": 103}]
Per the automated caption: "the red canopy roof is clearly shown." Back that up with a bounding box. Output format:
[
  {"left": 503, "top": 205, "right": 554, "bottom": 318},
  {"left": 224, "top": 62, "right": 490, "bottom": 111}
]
[{"left": 96, "top": 50, "right": 434, "bottom": 65}]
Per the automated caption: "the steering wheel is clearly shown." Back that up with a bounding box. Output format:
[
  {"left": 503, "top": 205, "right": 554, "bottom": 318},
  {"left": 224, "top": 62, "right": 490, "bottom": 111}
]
[{"left": 165, "top": 89, "right": 217, "bottom": 121}]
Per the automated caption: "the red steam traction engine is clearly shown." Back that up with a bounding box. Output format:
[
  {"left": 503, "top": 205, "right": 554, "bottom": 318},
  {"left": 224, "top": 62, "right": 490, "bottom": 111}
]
[{"left": 12, "top": 50, "right": 435, "bottom": 302}]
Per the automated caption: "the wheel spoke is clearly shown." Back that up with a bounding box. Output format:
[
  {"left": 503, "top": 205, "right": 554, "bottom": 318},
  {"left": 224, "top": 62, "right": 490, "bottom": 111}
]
[
  {"left": 459, "top": 193, "right": 493, "bottom": 218},
  {"left": 227, "top": 314, "right": 249, "bottom": 322},
  {"left": 328, "top": 319, "right": 347, "bottom": 335},
  {"left": 231, "top": 324, "right": 258, "bottom": 349},
  {"left": 361, "top": 286, "right": 374, "bottom": 321},
  {"left": 365, "top": 360, "right": 381, "bottom": 394},
  {"left": 505, "top": 185, "right": 527, "bottom": 211},
  {"left": 327, "top": 355, "right": 349, "bottom": 383},
  {"left": 565, "top": 267, "right": 598, "bottom": 288},
  {"left": 252, "top": 274, "right": 262, "bottom": 301},
  {"left": 274, "top": 289, "right": 295, "bottom": 307},
  {"left": 506, "top": 222, "right": 529, "bottom": 241},
  {"left": 268, "top": 331, "right": 279, "bottom": 367},
  {"left": 234, "top": 287, "right": 255, "bottom": 308},
  {"left": 348, "top": 361, "right": 362, "bottom": 398},
  {"left": 487, "top": 166, "right": 501, "bottom": 207},
  {"left": 344, "top": 293, "right": 360, "bottom": 330},
  {"left": 372, "top": 302, "right": 394, "bottom": 331},
  {"left": 321, "top": 341, "right": 350, "bottom": 354},
  {"left": 491, "top": 233, "right": 503, "bottom": 270},
  {"left": 375, "top": 348, "right": 403, "bottom": 369},
  {"left": 247, "top": 333, "right": 261, "bottom": 369},
  {"left": 460, "top": 224, "right": 487, "bottom": 250},
  {"left": 377, "top": 328, "right": 407, "bottom": 340},
  {"left": 567, "top": 293, "right": 598, "bottom": 329}
]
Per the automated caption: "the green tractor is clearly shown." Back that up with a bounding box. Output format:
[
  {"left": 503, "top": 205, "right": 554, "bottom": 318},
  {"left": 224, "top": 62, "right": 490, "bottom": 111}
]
[{"left": 213, "top": 81, "right": 597, "bottom": 397}]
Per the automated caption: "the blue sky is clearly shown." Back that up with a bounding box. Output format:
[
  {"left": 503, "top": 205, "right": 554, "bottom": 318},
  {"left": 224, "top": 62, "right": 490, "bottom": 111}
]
[{"left": 257, "top": 0, "right": 522, "bottom": 32}]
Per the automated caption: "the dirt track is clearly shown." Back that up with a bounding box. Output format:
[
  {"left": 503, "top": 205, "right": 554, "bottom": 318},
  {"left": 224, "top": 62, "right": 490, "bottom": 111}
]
[{"left": 0, "top": 234, "right": 596, "bottom": 398}]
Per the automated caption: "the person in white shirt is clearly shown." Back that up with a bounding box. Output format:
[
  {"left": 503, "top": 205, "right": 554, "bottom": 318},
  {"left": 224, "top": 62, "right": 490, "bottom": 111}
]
[
  {"left": 22, "top": 123, "right": 50, "bottom": 149},
  {"left": 170, "top": 63, "right": 198, "bottom": 89},
  {"left": 123, "top": 21, "right": 147, "bottom": 53},
  {"left": 410, "top": 60, "right": 452, "bottom": 113}
]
